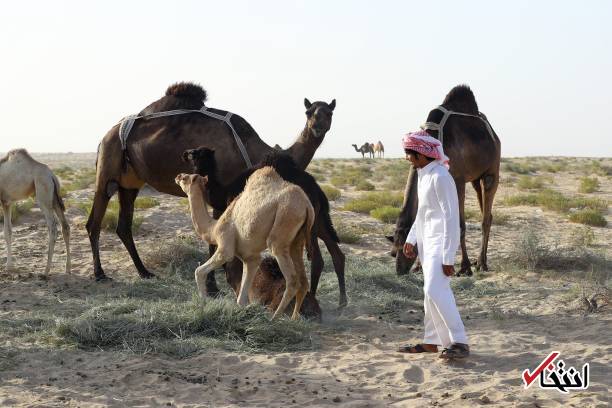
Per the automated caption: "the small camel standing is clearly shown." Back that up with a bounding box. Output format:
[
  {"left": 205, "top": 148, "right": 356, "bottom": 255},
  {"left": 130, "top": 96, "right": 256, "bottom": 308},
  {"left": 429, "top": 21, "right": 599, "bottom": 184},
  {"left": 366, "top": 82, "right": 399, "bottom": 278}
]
[
  {"left": 374, "top": 141, "right": 385, "bottom": 158},
  {"left": 351, "top": 143, "right": 374, "bottom": 158},
  {"left": 0, "top": 149, "right": 71, "bottom": 275},
  {"left": 176, "top": 168, "right": 314, "bottom": 319}
]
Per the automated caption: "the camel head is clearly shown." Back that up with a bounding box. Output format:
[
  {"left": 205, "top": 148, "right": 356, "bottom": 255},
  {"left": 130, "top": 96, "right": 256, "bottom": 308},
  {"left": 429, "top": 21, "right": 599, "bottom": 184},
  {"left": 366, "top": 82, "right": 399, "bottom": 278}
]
[
  {"left": 182, "top": 147, "right": 216, "bottom": 176},
  {"left": 175, "top": 173, "right": 208, "bottom": 196},
  {"left": 304, "top": 98, "right": 336, "bottom": 138}
]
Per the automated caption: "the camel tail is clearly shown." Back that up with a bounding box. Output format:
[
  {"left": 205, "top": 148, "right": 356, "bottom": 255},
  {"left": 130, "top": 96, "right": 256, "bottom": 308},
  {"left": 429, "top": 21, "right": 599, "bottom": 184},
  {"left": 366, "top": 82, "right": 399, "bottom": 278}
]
[{"left": 52, "top": 176, "right": 65, "bottom": 212}]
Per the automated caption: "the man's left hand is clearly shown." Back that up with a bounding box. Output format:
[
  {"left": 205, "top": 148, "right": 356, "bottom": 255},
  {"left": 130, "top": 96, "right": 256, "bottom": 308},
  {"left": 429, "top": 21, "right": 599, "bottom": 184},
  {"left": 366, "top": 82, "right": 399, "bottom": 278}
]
[{"left": 442, "top": 264, "right": 455, "bottom": 277}]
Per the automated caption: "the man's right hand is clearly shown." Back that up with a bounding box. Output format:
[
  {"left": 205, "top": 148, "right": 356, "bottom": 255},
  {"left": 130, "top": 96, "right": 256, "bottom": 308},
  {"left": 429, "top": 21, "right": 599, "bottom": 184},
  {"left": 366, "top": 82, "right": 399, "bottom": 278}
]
[{"left": 403, "top": 243, "right": 416, "bottom": 259}]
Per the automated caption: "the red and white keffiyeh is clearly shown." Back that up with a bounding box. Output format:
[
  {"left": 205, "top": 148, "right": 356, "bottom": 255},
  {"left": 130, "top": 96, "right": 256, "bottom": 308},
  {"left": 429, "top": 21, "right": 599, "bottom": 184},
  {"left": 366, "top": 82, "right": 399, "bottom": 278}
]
[{"left": 402, "top": 130, "right": 450, "bottom": 168}]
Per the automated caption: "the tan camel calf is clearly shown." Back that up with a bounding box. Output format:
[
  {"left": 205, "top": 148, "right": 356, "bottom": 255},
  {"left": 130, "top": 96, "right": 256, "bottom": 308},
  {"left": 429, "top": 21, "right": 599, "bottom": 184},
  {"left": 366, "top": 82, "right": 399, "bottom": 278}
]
[
  {"left": 176, "top": 167, "right": 314, "bottom": 320},
  {"left": 0, "top": 149, "right": 71, "bottom": 275}
]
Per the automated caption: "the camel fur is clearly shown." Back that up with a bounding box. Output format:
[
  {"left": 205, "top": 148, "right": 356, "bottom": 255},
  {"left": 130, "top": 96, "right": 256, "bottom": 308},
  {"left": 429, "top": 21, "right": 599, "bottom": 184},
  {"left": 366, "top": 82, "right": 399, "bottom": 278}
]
[
  {"left": 0, "top": 149, "right": 71, "bottom": 275},
  {"left": 175, "top": 168, "right": 314, "bottom": 319}
]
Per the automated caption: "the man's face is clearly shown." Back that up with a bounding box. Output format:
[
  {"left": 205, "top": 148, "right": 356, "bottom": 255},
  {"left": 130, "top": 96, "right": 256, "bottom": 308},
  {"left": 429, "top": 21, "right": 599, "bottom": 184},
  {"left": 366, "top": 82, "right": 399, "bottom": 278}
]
[{"left": 405, "top": 150, "right": 425, "bottom": 168}]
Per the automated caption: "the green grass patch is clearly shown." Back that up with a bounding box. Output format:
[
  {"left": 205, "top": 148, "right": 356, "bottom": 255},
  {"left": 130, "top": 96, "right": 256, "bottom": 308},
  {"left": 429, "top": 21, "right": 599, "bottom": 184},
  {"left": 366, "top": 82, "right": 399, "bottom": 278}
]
[
  {"left": 578, "top": 177, "right": 599, "bottom": 193},
  {"left": 134, "top": 197, "right": 160, "bottom": 209},
  {"left": 71, "top": 198, "right": 143, "bottom": 231},
  {"left": 370, "top": 206, "right": 401, "bottom": 223},
  {"left": 356, "top": 180, "right": 375, "bottom": 191},
  {"left": 569, "top": 209, "right": 607, "bottom": 227},
  {"left": 343, "top": 191, "right": 403, "bottom": 214},
  {"left": 502, "top": 189, "right": 607, "bottom": 214},
  {"left": 320, "top": 184, "right": 341, "bottom": 201},
  {"left": 517, "top": 176, "right": 546, "bottom": 190},
  {"left": 329, "top": 165, "right": 373, "bottom": 188}
]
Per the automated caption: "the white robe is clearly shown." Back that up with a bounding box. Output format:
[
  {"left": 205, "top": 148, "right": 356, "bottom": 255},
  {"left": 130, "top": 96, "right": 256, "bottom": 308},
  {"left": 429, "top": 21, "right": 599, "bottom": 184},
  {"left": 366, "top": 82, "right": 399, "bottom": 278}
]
[{"left": 406, "top": 161, "right": 468, "bottom": 347}]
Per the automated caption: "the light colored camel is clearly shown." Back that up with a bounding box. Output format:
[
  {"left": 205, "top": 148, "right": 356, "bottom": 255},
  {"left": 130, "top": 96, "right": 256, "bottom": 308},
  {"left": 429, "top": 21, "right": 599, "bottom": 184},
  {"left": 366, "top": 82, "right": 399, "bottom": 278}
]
[
  {"left": 0, "top": 149, "right": 71, "bottom": 275},
  {"left": 374, "top": 141, "right": 385, "bottom": 158},
  {"left": 175, "top": 168, "right": 314, "bottom": 320}
]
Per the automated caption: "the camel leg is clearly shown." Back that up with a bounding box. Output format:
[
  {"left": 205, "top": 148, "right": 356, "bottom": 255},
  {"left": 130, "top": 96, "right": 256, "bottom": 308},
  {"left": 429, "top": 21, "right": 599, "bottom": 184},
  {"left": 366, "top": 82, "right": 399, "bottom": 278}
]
[
  {"left": 39, "top": 205, "right": 58, "bottom": 277},
  {"left": 308, "top": 232, "right": 324, "bottom": 297},
  {"left": 290, "top": 238, "right": 309, "bottom": 320},
  {"left": 204, "top": 208, "right": 226, "bottom": 296},
  {"left": 236, "top": 257, "right": 261, "bottom": 306},
  {"left": 318, "top": 224, "right": 347, "bottom": 307},
  {"left": 116, "top": 187, "right": 154, "bottom": 279},
  {"left": 455, "top": 181, "right": 472, "bottom": 277},
  {"left": 194, "top": 251, "right": 227, "bottom": 298},
  {"left": 223, "top": 258, "right": 243, "bottom": 296},
  {"left": 53, "top": 205, "right": 71, "bottom": 274},
  {"left": 271, "top": 248, "right": 299, "bottom": 320},
  {"left": 477, "top": 174, "right": 498, "bottom": 272},
  {"left": 86, "top": 186, "right": 112, "bottom": 281},
  {"left": 2, "top": 204, "right": 12, "bottom": 269}
]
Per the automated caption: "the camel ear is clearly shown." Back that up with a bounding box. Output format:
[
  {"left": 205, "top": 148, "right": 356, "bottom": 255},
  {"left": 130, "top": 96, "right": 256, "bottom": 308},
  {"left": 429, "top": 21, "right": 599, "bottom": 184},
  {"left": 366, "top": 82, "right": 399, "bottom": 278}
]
[
  {"left": 329, "top": 99, "right": 336, "bottom": 111},
  {"left": 385, "top": 235, "right": 394, "bottom": 243},
  {"left": 304, "top": 98, "right": 312, "bottom": 109}
]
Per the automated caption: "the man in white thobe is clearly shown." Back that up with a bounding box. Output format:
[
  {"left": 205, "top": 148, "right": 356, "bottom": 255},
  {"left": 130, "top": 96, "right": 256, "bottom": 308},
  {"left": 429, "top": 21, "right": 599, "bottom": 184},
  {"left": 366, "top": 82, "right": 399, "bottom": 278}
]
[{"left": 397, "top": 130, "right": 469, "bottom": 359}]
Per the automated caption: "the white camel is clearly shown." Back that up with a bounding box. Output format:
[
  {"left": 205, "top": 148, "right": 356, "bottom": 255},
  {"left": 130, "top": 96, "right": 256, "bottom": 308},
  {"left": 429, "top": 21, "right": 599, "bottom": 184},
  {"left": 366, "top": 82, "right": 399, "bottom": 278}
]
[
  {"left": 176, "top": 168, "right": 314, "bottom": 320},
  {"left": 0, "top": 149, "right": 71, "bottom": 275}
]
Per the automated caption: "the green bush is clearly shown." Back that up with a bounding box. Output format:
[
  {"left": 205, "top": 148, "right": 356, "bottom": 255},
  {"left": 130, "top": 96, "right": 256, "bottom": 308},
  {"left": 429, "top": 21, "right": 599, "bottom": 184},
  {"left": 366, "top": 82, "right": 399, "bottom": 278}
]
[
  {"left": 72, "top": 198, "right": 143, "bottom": 231},
  {"left": 578, "top": 177, "right": 599, "bottom": 193},
  {"left": 335, "top": 223, "right": 362, "bottom": 244},
  {"left": 134, "top": 197, "right": 160, "bottom": 209},
  {"left": 343, "top": 191, "right": 403, "bottom": 214},
  {"left": 370, "top": 206, "right": 401, "bottom": 223},
  {"left": 517, "top": 176, "right": 545, "bottom": 190},
  {"left": 502, "top": 189, "right": 607, "bottom": 214},
  {"left": 569, "top": 209, "right": 607, "bottom": 227},
  {"left": 356, "top": 180, "right": 375, "bottom": 191},
  {"left": 320, "top": 184, "right": 341, "bottom": 201}
]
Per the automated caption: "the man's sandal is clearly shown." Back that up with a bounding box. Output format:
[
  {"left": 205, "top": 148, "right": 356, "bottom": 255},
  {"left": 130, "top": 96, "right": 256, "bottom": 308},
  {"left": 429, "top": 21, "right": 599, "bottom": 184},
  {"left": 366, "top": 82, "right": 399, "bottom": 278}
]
[
  {"left": 439, "top": 343, "right": 470, "bottom": 359},
  {"left": 397, "top": 344, "right": 438, "bottom": 353}
]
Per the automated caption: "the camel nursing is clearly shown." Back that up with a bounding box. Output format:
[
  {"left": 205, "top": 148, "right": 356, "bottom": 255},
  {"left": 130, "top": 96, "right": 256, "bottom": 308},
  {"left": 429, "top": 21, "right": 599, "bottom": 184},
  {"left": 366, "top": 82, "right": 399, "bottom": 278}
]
[
  {"left": 175, "top": 168, "right": 314, "bottom": 320},
  {"left": 183, "top": 148, "right": 347, "bottom": 307},
  {"left": 0, "top": 149, "right": 71, "bottom": 275}
]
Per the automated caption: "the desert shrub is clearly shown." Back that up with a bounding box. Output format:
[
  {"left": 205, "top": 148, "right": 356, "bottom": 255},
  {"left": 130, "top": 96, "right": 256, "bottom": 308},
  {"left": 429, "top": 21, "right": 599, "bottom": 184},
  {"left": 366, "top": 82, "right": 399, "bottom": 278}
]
[
  {"left": 570, "top": 226, "right": 595, "bottom": 247},
  {"left": 0, "top": 198, "right": 35, "bottom": 223},
  {"left": 569, "top": 209, "right": 607, "bottom": 227},
  {"left": 578, "top": 177, "right": 599, "bottom": 193},
  {"left": 72, "top": 198, "right": 143, "bottom": 231},
  {"left": 335, "top": 222, "right": 362, "bottom": 244},
  {"left": 502, "top": 189, "right": 607, "bottom": 214},
  {"left": 370, "top": 206, "right": 401, "bottom": 223},
  {"left": 320, "top": 184, "right": 341, "bottom": 201},
  {"left": 356, "top": 180, "right": 375, "bottom": 191},
  {"left": 52, "top": 165, "right": 76, "bottom": 179},
  {"left": 587, "top": 160, "right": 612, "bottom": 177},
  {"left": 502, "top": 160, "right": 536, "bottom": 175},
  {"left": 383, "top": 177, "right": 408, "bottom": 191},
  {"left": 134, "top": 197, "right": 160, "bottom": 209},
  {"left": 329, "top": 165, "right": 373, "bottom": 188},
  {"left": 464, "top": 208, "right": 480, "bottom": 221},
  {"left": 542, "top": 162, "right": 563, "bottom": 173},
  {"left": 517, "top": 176, "right": 546, "bottom": 190},
  {"left": 343, "top": 191, "right": 403, "bottom": 214},
  {"left": 492, "top": 211, "right": 511, "bottom": 225}
]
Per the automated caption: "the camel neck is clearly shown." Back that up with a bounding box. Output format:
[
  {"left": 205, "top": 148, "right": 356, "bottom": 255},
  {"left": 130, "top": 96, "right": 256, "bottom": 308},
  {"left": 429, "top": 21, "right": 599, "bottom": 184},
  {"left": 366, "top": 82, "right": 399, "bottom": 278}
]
[
  {"left": 187, "top": 187, "right": 216, "bottom": 244},
  {"left": 285, "top": 127, "right": 323, "bottom": 170}
]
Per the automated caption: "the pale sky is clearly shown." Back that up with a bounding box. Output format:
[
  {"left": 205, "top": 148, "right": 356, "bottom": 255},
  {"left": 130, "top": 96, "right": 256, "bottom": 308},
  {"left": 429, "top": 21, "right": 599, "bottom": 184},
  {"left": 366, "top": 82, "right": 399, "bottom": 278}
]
[{"left": 1, "top": 0, "right": 611, "bottom": 158}]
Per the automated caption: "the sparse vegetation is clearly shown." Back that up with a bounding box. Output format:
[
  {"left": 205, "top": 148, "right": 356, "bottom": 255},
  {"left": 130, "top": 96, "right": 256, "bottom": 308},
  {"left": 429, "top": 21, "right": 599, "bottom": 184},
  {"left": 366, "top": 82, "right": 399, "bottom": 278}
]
[
  {"left": 569, "top": 209, "right": 607, "bottom": 227},
  {"left": 343, "top": 191, "right": 403, "bottom": 214},
  {"left": 320, "top": 184, "right": 341, "bottom": 201},
  {"left": 335, "top": 222, "right": 362, "bottom": 244},
  {"left": 356, "top": 180, "right": 375, "bottom": 191},
  {"left": 502, "top": 189, "right": 607, "bottom": 214},
  {"left": 134, "top": 197, "right": 160, "bottom": 209},
  {"left": 370, "top": 206, "right": 401, "bottom": 223},
  {"left": 517, "top": 175, "right": 546, "bottom": 190},
  {"left": 578, "top": 177, "right": 599, "bottom": 193},
  {"left": 71, "top": 198, "right": 144, "bottom": 231}
]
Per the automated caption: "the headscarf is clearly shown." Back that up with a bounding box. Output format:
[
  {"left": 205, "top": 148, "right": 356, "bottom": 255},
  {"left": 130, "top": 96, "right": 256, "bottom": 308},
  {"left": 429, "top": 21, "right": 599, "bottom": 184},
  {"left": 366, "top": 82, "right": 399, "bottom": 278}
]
[{"left": 402, "top": 130, "right": 450, "bottom": 168}]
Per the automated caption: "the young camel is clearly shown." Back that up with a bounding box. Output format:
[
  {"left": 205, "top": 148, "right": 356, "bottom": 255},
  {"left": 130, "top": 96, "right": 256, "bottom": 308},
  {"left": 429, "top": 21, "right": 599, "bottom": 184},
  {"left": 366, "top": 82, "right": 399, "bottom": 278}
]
[
  {"left": 374, "top": 141, "right": 385, "bottom": 158},
  {"left": 175, "top": 168, "right": 314, "bottom": 319},
  {"left": 0, "top": 149, "right": 71, "bottom": 275}
]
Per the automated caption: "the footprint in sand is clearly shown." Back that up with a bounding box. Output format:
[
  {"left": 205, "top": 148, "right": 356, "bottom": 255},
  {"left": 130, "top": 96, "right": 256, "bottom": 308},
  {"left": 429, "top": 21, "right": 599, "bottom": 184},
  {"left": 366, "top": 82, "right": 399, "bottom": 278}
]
[{"left": 402, "top": 365, "right": 424, "bottom": 383}]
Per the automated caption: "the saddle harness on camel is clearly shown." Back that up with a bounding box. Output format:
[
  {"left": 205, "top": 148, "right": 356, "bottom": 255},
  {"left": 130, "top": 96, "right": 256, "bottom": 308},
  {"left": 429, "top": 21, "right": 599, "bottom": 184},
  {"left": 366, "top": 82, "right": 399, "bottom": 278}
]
[
  {"left": 420, "top": 105, "right": 495, "bottom": 145},
  {"left": 118, "top": 106, "right": 253, "bottom": 169}
]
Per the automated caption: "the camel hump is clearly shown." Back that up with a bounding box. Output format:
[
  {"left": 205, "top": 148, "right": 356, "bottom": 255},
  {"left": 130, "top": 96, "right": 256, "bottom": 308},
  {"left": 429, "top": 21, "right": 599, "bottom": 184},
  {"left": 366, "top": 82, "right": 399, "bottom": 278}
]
[
  {"left": 259, "top": 152, "right": 298, "bottom": 178},
  {"left": 443, "top": 84, "right": 479, "bottom": 113},
  {"left": 165, "top": 82, "right": 208, "bottom": 103}
]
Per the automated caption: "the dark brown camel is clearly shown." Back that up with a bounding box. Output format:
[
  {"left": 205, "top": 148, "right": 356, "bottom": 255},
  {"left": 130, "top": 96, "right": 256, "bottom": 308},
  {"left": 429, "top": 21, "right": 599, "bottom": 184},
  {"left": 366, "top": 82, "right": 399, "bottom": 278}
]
[
  {"left": 388, "top": 85, "right": 501, "bottom": 276},
  {"left": 241, "top": 256, "right": 322, "bottom": 321},
  {"left": 87, "top": 82, "right": 336, "bottom": 282},
  {"left": 351, "top": 143, "right": 374, "bottom": 158},
  {"left": 183, "top": 148, "right": 347, "bottom": 307}
]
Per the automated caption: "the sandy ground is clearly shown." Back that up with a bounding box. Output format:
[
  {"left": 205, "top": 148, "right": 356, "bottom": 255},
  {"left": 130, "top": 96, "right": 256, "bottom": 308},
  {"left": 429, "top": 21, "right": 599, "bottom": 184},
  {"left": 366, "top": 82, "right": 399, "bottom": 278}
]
[{"left": 0, "top": 154, "right": 610, "bottom": 407}]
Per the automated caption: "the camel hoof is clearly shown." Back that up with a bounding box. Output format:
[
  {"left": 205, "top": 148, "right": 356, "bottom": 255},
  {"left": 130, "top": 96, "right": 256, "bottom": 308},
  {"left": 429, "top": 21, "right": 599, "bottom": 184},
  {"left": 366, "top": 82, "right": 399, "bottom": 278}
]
[
  {"left": 139, "top": 271, "right": 156, "bottom": 279},
  {"left": 456, "top": 268, "right": 473, "bottom": 277},
  {"left": 95, "top": 274, "right": 113, "bottom": 282}
]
